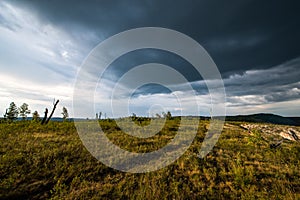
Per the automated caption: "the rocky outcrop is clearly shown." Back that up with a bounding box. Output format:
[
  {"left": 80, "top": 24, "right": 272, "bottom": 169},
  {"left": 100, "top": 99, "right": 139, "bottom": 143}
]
[{"left": 240, "top": 123, "right": 300, "bottom": 142}]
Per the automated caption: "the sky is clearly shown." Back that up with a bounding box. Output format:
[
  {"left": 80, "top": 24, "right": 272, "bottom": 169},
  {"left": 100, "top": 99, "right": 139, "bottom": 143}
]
[{"left": 0, "top": 0, "right": 300, "bottom": 118}]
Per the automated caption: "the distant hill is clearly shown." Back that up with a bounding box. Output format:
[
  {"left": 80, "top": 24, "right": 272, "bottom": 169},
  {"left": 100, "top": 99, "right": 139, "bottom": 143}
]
[
  {"left": 1, "top": 113, "right": 299, "bottom": 126},
  {"left": 225, "top": 113, "right": 300, "bottom": 126}
]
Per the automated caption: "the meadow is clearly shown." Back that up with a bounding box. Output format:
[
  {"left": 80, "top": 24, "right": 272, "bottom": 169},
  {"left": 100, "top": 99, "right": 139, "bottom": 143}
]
[{"left": 0, "top": 119, "right": 300, "bottom": 199}]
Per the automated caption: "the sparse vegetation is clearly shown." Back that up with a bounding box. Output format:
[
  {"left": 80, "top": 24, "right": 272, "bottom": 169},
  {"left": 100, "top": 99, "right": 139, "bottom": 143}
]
[
  {"left": 32, "top": 111, "right": 41, "bottom": 122},
  {"left": 0, "top": 120, "right": 300, "bottom": 199},
  {"left": 61, "top": 107, "right": 69, "bottom": 122},
  {"left": 18, "top": 103, "right": 31, "bottom": 120},
  {"left": 4, "top": 102, "right": 19, "bottom": 122}
]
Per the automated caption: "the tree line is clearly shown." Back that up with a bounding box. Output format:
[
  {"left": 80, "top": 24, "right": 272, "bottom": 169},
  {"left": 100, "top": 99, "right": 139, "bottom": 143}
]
[{"left": 2, "top": 100, "right": 69, "bottom": 124}]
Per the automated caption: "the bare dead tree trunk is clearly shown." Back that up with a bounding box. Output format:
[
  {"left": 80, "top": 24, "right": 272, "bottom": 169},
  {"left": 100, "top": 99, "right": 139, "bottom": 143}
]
[
  {"left": 41, "top": 108, "right": 48, "bottom": 125},
  {"left": 3, "top": 109, "right": 8, "bottom": 122},
  {"left": 45, "top": 99, "right": 59, "bottom": 124},
  {"left": 270, "top": 140, "right": 283, "bottom": 149},
  {"left": 289, "top": 129, "right": 299, "bottom": 141},
  {"left": 4, "top": 109, "right": 8, "bottom": 117}
]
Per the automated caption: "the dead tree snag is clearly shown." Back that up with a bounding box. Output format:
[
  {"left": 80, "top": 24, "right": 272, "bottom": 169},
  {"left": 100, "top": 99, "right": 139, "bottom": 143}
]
[
  {"left": 45, "top": 99, "right": 59, "bottom": 124},
  {"left": 41, "top": 108, "right": 48, "bottom": 125}
]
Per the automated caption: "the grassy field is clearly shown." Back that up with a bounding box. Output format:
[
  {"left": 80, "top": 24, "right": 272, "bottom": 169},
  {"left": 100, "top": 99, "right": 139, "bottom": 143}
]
[{"left": 0, "top": 119, "right": 300, "bottom": 199}]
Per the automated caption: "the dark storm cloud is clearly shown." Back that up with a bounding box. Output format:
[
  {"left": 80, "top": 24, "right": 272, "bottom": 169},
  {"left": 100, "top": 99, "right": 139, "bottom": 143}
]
[
  {"left": 169, "top": 56, "right": 300, "bottom": 107},
  {"left": 225, "top": 57, "right": 300, "bottom": 92},
  {"left": 3, "top": 0, "right": 300, "bottom": 116},
  {"left": 224, "top": 57, "right": 300, "bottom": 106},
  {"left": 8, "top": 0, "right": 300, "bottom": 75},
  {"left": 102, "top": 48, "right": 200, "bottom": 83}
]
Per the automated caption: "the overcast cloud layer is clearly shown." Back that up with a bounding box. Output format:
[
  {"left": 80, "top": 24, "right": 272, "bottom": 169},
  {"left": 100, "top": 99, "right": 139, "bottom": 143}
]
[{"left": 0, "top": 0, "right": 299, "bottom": 117}]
